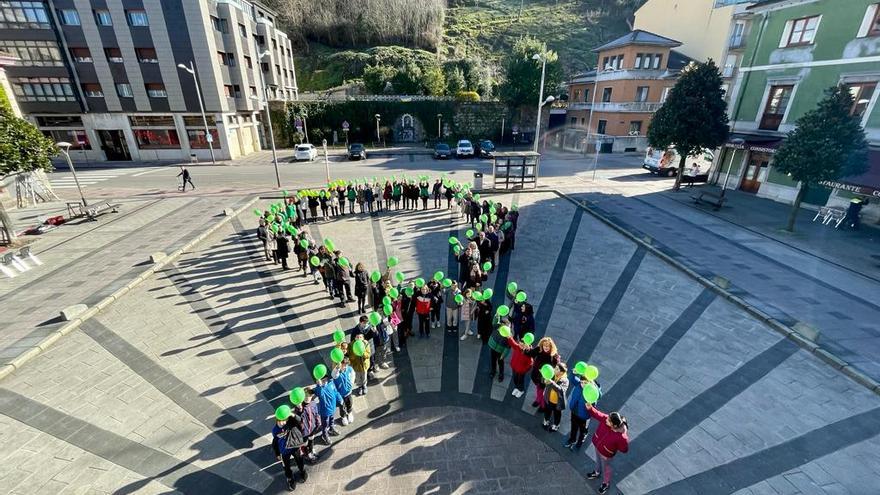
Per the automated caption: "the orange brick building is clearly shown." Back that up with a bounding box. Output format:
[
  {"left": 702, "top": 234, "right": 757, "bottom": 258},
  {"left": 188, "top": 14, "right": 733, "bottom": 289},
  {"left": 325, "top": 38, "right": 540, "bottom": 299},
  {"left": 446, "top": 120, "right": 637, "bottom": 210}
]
[{"left": 566, "top": 30, "right": 692, "bottom": 143}]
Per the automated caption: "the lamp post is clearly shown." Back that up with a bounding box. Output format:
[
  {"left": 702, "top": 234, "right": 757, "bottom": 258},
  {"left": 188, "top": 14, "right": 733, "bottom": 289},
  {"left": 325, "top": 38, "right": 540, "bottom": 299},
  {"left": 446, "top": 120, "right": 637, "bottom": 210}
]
[
  {"left": 437, "top": 113, "right": 442, "bottom": 139},
  {"left": 252, "top": 46, "right": 280, "bottom": 188},
  {"left": 531, "top": 53, "right": 554, "bottom": 153},
  {"left": 55, "top": 142, "right": 87, "bottom": 207},
  {"left": 176, "top": 61, "right": 215, "bottom": 164},
  {"left": 375, "top": 114, "right": 381, "bottom": 145}
]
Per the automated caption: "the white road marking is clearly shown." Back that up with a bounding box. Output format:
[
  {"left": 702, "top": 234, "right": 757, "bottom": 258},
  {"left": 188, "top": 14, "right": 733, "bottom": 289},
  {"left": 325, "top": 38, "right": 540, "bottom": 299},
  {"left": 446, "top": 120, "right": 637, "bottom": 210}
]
[{"left": 131, "top": 168, "right": 164, "bottom": 177}]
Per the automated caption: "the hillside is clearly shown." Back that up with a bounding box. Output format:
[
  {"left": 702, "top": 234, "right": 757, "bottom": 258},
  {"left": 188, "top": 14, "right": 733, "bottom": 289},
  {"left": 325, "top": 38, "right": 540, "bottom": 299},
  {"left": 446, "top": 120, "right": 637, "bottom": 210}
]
[{"left": 282, "top": 0, "right": 645, "bottom": 92}]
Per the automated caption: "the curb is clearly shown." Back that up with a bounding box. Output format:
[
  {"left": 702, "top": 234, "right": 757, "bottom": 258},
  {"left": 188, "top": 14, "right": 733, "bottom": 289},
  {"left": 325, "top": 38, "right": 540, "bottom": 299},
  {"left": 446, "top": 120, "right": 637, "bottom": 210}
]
[
  {"left": 548, "top": 189, "right": 880, "bottom": 396},
  {"left": 0, "top": 197, "right": 259, "bottom": 382}
]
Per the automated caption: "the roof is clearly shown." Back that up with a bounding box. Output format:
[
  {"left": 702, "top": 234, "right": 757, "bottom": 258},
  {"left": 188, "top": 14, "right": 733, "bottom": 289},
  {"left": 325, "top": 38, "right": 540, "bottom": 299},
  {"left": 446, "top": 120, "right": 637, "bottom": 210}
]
[
  {"left": 667, "top": 50, "right": 693, "bottom": 71},
  {"left": 592, "top": 29, "right": 682, "bottom": 53},
  {"left": 747, "top": 0, "right": 812, "bottom": 12}
]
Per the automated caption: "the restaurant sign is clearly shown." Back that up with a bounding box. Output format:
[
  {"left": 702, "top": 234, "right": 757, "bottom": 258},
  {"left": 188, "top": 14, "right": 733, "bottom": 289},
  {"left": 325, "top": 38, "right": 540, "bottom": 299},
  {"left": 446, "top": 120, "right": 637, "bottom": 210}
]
[{"left": 818, "top": 180, "right": 880, "bottom": 197}]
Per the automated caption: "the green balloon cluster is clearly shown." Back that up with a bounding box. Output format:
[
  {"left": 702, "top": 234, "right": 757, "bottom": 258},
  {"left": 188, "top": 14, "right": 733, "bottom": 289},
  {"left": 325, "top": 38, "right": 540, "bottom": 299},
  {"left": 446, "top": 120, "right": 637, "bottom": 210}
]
[
  {"left": 338, "top": 257, "right": 350, "bottom": 267},
  {"left": 483, "top": 288, "right": 493, "bottom": 299},
  {"left": 388, "top": 287, "right": 399, "bottom": 298},
  {"left": 466, "top": 229, "right": 474, "bottom": 238},
  {"left": 395, "top": 271, "right": 405, "bottom": 283},
  {"left": 434, "top": 271, "right": 444, "bottom": 281},
  {"left": 442, "top": 278, "right": 452, "bottom": 288},
  {"left": 454, "top": 293, "right": 464, "bottom": 304},
  {"left": 414, "top": 278, "right": 426, "bottom": 288},
  {"left": 448, "top": 237, "right": 459, "bottom": 245},
  {"left": 507, "top": 282, "right": 518, "bottom": 295},
  {"left": 387, "top": 256, "right": 399, "bottom": 268},
  {"left": 482, "top": 261, "right": 492, "bottom": 271},
  {"left": 498, "top": 325, "right": 511, "bottom": 338},
  {"left": 310, "top": 256, "right": 320, "bottom": 266}
]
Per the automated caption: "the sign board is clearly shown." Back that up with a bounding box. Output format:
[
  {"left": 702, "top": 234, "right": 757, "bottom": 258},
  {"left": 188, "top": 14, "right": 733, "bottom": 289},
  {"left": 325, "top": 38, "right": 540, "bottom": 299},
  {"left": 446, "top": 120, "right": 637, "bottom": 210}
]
[{"left": 342, "top": 121, "right": 350, "bottom": 131}]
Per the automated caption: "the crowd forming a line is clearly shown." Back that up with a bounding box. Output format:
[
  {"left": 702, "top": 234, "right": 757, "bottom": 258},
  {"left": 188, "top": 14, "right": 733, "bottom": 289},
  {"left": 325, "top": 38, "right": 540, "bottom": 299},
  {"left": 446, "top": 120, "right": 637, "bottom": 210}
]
[{"left": 257, "top": 178, "right": 630, "bottom": 494}]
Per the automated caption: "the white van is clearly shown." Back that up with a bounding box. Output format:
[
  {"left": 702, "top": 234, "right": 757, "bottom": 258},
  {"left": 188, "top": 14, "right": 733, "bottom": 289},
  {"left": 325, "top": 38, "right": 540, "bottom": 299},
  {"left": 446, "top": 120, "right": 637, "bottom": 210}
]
[{"left": 643, "top": 147, "right": 714, "bottom": 177}]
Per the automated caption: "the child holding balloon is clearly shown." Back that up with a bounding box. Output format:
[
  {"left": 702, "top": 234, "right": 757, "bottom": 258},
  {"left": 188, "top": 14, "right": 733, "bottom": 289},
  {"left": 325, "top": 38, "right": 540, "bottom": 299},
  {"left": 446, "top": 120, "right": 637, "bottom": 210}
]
[
  {"left": 526, "top": 337, "right": 561, "bottom": 410},
  {"left": 565, "top": 363, "right": 601, "bottom": 450},
  {"left": 312, "top": 365, "right": 343, "bottom": 445},
  {"left": 331, "top": 355, "right": 355, "bottom": 426},
  {"left": 542, "top": 362, "right": 569, "bottom": 431},
  {"left": 348, "top": 334, "right": 371, "bottom": 396}
]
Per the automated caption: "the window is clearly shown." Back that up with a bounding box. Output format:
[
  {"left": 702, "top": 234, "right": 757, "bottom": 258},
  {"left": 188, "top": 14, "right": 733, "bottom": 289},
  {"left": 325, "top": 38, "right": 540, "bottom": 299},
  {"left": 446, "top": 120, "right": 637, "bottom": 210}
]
[
  {"left": 629, "top": 121, "right": 642, "bottom": 134},
  {"left": 0, "top": 40, "right": 63, "bottom": 66},
  {"left": 636, "top": 86, "right": 649, "bottom": 102},
  {"left": 58, "top": 9, "right": 80, "bottom": 25},
  {"left": 187, "top": 129, "right": 221, "bottom": 149},
  {"left": 42, "top": 130, "right": 91, "bottom": 150},
  {"left": 255, "top": 34, "right": 265, "bottom": 46},
  {"left": 217, "top": 52, "right": 234, "bottom": 66},
  {"left": 105, "top": 47, "right": 123, "bottom": 63},
  {"left": 116, "top": 83, "right": 133, "bottom": 97},
  {"left": 846, "top": 82, "right": 877, "bottom": 119},
  {"left": 634, "top": 53, "right": 643, "bottom": 69},
  {"left": 244, "top": 55, "right": 252, "bottom": 69},
  {"left": 126, "top": 10, "right": 148, "bottom": 26},
  {"left": 182, "top": 115, "right": 216, "bottom": 126},
  {"left": 260, "top": 62, "right": 269, "bottom": 72},
  {"left": 573, "top": 89, "right": 581, "bottom": 101},
  {"left": 250, "top": 86, "right": 257, "bottom": 96},
  {"left": 597, "top": 120, "right": 607, "bottom": 135},
  {"left": 94, "top": 9, "right": 111, "bottom": 26},
  {"left": 11, "top": 77, "right": 75, "bottom": 101},
  {"left": 730, "top": 22, "right": 745, "bottom": 48},
  {"left": 223, "top": 85, "right": 233, "bottom": 97},
  {"left": 785, "top": 15, "right": 820, "bottom": 46},
  {"left": 145, "top": 83, "right": 167, "bottom": 98},
  {"left": 584, "top": 88, "right": 590, "bottom": 102},
  {"left": 760, "top": 85, "right": 793, "bottom": 130},
  {"left": 0, "top": 1, "right": 50, "bottom": 28},
  {"left": 661, "top": 87, "right": 671, "bottom": 102},
  {"left": 226, "top": 53, "right": 235, "bottom": 67},
  {"left": 134, "top": 129, "right": 180, "bottom": 149},
  {"left": 276, "top": 64, "right": 281, "bottom": 75},
  {"left": 136, "top": 48, "right": 158, "bottom": 63},
  {"left": 37, "top": 116, "right": 83, "bottom": 127},
  {"left": 211, "top": 15, "right": 228, "bottom": 33},
  {"left": 82, "top": 83, "right": 103, "bottom": 97},
  {"left": 867, "top": 5, "right": 880, "bottom": 37},
  {"left": 602, "top": 87, "right": 612, "bottom": 102},
  {"left": 272, "top": 39, "right": 277, "bottom": 50},
  {"left": 652, "top": 54, "right": 663, "bottom": 69},
  {"left": 723, "top": 54, "right": 737, "bottom": 78},
  {"left": 570, "top": 117, "right": 577, "bottom": 126},
  {"left": 239, "top": 23, "right": 247, "bottom": 37},
  {"left": 232, "top": 84, "right": 241, "bottom": 98},
  {"left": 129, "top": 115, "right": 175, "bottom": 127},
  {"left": 70, "top": 47, "right": 91, "bottom": 63}
]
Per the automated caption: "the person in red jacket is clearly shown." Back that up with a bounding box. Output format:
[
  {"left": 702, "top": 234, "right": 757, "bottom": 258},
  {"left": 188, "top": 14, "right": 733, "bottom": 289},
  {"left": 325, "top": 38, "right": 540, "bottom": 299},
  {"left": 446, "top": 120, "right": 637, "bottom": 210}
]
[
  {"left": 415, "top": 285, "right": 432, "bottom": 337},
  {"left": 586, "top": 403, "right": 629, "bottom": 494},
  {"left": 507, "top": 335, "right": 534, "bottom": 398}
]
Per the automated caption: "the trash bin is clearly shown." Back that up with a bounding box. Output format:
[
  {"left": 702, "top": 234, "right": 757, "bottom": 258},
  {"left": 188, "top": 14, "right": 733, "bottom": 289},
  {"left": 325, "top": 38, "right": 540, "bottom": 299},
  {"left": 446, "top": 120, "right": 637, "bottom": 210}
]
[{"left": 473, "top": 172, "right": 483, "bottom": 191}]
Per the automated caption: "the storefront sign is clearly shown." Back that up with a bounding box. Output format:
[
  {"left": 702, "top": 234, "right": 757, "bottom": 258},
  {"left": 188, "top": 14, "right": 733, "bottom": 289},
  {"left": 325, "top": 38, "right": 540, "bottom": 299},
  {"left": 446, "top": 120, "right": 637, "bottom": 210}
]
[
  {"left": 818, "top": 180, "right": 880, "bottom": 197},
  {"left": 724, "top": 142, "right": 777, "bottom": 154}
]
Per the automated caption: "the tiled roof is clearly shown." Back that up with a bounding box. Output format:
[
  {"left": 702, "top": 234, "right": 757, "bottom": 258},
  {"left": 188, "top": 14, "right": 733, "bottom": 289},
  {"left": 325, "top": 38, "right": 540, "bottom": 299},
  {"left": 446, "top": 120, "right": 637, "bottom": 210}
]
[{"left": 592, "top": 29, "right": 682, "bottom": 53}]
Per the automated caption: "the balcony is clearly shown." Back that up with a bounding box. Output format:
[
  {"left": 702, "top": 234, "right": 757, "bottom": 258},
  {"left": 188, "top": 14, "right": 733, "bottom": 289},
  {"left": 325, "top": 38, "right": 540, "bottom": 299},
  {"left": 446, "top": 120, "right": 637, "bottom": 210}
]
[
  {"left": 722, "top": 65, "right": 736, "bottom": 78},
  {"left": 759, "top": 113, "right": 783, "bottom": 131},
  {"left": 567, "top": 101, "right": 663, "bottom": 112}
]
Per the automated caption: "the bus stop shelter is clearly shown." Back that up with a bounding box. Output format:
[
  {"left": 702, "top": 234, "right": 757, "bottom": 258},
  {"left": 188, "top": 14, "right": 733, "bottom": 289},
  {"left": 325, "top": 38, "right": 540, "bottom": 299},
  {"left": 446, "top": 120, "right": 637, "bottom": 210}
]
[{"left": 491, "top": 151, "right": 540, "bottom": 189}]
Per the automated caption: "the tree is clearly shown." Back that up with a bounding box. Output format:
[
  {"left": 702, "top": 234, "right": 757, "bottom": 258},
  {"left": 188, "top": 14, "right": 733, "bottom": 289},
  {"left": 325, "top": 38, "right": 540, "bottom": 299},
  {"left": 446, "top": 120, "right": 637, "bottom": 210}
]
[
  {"left": 455, "top": 91, "right": 481, "bottom": 102},
  {"left": 391, "top": 63, "right": 423, "bottom": 95},
  {"left": 647, "top": 60, "right": 729, "bottom": 191},
  {"left": 421, "top": 66, "right": 446, "bottom": 96},
  {"left": 363, "top": 65, "right": 396, "bottom": 94},
  {"left": 446, "top": 67, "right": 466, "bottom": 95},
  {"left": 499, "top": 37, "right": 562, "bottom": 109},
  {"left": 772, "top": 85, "right": 868, "bottom": 232},
  {"left": 0, "top": 109, "right": 57, "bottom": 243}
]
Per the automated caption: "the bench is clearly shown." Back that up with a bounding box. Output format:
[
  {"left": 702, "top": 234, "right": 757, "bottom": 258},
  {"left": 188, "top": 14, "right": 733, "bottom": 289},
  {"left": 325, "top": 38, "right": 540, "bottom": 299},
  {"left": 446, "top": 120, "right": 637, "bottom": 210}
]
[
  {"left": 682, "top": 174, "right": 709, "bottom": 187},
  {"left": 812, "top": 206, "right": 845, "bottom": 228},
  {"left": 692, "top": 191, "right": 726, "bottom": 211}
]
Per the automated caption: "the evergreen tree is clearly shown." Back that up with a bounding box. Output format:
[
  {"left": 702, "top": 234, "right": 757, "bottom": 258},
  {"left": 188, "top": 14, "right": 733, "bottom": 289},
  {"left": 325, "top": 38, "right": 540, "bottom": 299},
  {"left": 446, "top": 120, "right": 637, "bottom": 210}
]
[
  {"left": 446, "top": 67, "right": 466, "bottom": 95},
  {"left": 499, "top": 37, "right": 562, "bottom": 109},
  {"left": 647, "top": 60, "right": 729, "bottom": 190},
  {"left": 773, "top": 85, "right": 868, "bottom": 231}
]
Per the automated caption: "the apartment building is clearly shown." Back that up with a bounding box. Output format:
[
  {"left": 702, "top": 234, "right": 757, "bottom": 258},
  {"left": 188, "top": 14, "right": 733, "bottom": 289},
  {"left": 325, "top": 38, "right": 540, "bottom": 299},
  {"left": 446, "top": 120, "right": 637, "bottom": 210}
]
[
  {"left": 713, "top": 0, "right": 880, "bottom": 220},
  {"left": 565, "top": 30, "right": 691, "bottom": 151},
  {"left": 0, "top": 0, "right": 297, "bottom": 162}
]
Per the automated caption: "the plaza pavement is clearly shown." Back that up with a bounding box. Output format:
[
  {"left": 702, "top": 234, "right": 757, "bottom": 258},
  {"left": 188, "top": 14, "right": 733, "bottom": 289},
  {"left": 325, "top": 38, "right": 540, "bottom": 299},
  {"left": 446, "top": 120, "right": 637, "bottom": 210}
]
[{"left": 0, "top": 191, "right": 879, "bottom": 494}]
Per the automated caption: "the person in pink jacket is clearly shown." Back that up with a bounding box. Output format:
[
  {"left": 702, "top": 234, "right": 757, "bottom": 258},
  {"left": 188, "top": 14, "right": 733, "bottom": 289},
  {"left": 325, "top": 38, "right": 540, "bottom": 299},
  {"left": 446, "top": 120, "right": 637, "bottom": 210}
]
[{"left": 585, "top": 403, "right": 629, "bottom": 494}]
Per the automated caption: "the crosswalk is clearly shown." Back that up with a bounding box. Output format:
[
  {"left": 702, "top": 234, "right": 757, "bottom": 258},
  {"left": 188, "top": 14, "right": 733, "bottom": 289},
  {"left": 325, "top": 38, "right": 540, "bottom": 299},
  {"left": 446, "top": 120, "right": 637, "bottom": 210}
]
[{"left": 49, "top": 168, "right": 134, "bottom": 189}]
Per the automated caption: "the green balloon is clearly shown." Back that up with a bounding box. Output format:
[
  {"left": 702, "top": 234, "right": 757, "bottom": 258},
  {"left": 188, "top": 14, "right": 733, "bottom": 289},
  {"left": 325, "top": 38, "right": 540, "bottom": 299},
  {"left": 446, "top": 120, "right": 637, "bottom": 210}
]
[
  {"left": 387, "top": 256, "right": 399, "bottom": 268},
  {"left": 275, "top": 404, "right": 292, "bottom": 421},
  {"left": 333, "top": 329, "right": 345, "bottom": 344},
  {"left": 388, "top": 287, "right": 399, "bottom": 298},
  {"left": 383, "top": 304, "right": 393, "bottom": 316},
  {"left": 515, "top": 292, "right": 527, "bottom": 303},
  {"left": 507, "top": 282, "right": 518, "bottom": 295},
  {"left": 414, "top": 277, "right": 425, "bottom": 288},
  {"left": 323, "top": 238, "right": 336, "bottom": 252},
  {"left": 466, "top": 229, "right": 475, "bottom": 238},
  {"left": 253, "top": 209, "right": 262, "bottom": 217},
  {"left": 454, "top": 293, "right": 464, "bottom": 304},
  {"left": 480, "top": 214, "right": 488, "bottom": 223},
  {"left": 490, "top": 214, "right": 497, "bottom": 223},
  {"left": 522, "top": 332, "right": 535, "bottom": 345},
  {"left": 482, "top": 261, "right": 492, "bottom": 271},
  {"left": 330, "top": 348, "right": 344, "bottom": 364},
  {"left": 371, "top": 271, "right": 382, "bottom": 283},
  {"left": 498, "top": 325, "right": 511, "bottom": 338},
  {"left": 453, "top": 245, "right": 461, "bottom": 255},
  {"left": 585, "top": 365, "right": 600, "bottom": 381},
  {"left": 448, "top": 237, "right": 459, "bottom": 245},
  {"left": 582, "top": 383, "right": 600, "bottom": 404},
  {"left": 289, "top": 387, "right": 305, "bottom": 406},
  {"left": 353, "top": 339, "right": 366, "bottom": 356},
  {"left": 433, "top": 271, "right": 444, "bottom": 282},
  {"left": 338, "top": 257, "right": 350, "bottom": 267},
  {"left": 473, "top": 194, "right": 480, "bottom": 201},
  {"left": 404, "top": 287, "right": 414, "bottom": 297},
  {"left": 270, "top": 224, "right": 279, "bottom": 233},
  {"left": 368, "top": 311, "right": 382, "bottom": 326},
  {"left": 496, "top": 304, "right": 510, "bottom": 317},
  {"left": 313, "top": 364, "right": 327, "bottom": 380},
  {"left": 287, "top": 225, "right": 298, "bottom": 235},
  {"left": 574, "top": 361, "right": 588, "bottom": 376},
  {"left": 475, "top": 222, "right": 483, "bottom": 231},
  {"left": 483, "top": 288, "right": 493, "bottom": 299},
  {"left": 472, "top": 290, "right": 483, "bottom": 301},
  {"left": 540, "top": 364, "right": 554, "bottom": 381},
  {"left": 382, "top": 296, "right": 392, "bottom": 306},
  {"left": 395, "top": 271, "right": 405, "bottom": 283},
  {"left": 489, "top": 206, "right": 496, "bottom": 215},
  {"left": 442, "top": 278, "right": 452, "bottom": 288},
  {"left": 310, "top": 256, "right": 320, "bottom": 267},
  {"left": 300, "top": 239, "right": 309, "bottom": 248}
]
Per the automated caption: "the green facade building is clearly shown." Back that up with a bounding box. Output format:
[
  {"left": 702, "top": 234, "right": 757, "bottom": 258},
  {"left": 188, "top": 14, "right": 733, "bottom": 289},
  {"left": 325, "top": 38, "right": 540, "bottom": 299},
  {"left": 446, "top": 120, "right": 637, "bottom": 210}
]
[{"left": 713, "top": 0, "right": 880, "bottom": 220}]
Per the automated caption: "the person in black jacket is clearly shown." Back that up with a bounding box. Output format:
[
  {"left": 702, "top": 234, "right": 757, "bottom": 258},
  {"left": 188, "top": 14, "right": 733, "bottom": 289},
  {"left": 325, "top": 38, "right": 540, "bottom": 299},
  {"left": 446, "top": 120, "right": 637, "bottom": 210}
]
[
  {"left": 432, "top": 179, "right": 442, "bottom": 208},
  {"left": 276, "top": 232, "right": 290, "bottom": 270},
  {"left": 428, "top": 280, "right": 443, "bottom": 329},
  {"left": 334, "top": 251, "right": 355, "bottom": 305},
  {"left": 476, "top": 298, "right": 494, "bottom": 345},
  {"left": 257, "top": 219, "right": 270, "bottom": 261},
  {"left": 272, "top": 407, "right": 308, "bottom": 491},
  {"left": 353, "top": 263, "right": 370, "bottom": 314},
  {"left": 469, "top": 200, "right": 481, "bottom": 226},
  {"left": 307, "top": 195, "right": 319, "bottom": 222},
  {"left": 177, "top": 166, "right": 195, "bottom": 191}
]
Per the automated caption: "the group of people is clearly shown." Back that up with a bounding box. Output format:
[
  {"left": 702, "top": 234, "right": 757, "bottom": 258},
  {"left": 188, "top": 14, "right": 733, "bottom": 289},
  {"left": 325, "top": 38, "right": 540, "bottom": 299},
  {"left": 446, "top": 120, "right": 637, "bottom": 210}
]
[{"left": 263, "top": 185, "right": 629, "bottom": 494}]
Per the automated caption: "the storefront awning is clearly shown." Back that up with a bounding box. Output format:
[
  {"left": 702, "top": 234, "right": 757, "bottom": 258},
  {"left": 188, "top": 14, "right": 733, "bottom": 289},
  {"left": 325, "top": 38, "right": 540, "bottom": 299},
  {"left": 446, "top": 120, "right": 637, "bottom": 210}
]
[
  {"left": 723, "top": 133, "right": 782, "bottom": 154},
  {"left": 819, "top": 149, "right": 880, "bottom": 198}
]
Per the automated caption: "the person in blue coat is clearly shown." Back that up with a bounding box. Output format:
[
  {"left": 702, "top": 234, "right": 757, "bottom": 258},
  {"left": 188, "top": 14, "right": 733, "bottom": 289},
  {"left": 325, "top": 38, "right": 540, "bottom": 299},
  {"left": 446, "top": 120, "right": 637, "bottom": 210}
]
[
  {"left": 272, "top": 407, "right": 308, "bottom": 491},
  {"left": 314, "top": 375, "right": 343, "bottom": 445},
  {"left": 565, "top": 372, "right": 602, "bottom": 450},
  {"left": 332, "top": 359, "right": 355, "bottom": 426}
]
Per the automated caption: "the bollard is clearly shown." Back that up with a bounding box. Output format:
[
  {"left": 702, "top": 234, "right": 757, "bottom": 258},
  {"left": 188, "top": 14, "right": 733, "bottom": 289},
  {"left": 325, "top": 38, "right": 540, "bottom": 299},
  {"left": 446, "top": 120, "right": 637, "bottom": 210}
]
[
  {"left": 60, "top": 304, "right": 88, "bottom": 321},
  {"left": 223, "top": 208, "right": 234, "bottom": 216},
  {"left": 150, "top": 252, "right": 167, "bottom": 263}
]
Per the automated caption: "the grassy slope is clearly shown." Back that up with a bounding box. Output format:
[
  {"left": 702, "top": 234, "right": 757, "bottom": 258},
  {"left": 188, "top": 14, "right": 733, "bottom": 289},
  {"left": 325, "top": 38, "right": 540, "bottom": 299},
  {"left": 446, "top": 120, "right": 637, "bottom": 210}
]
[{"left": 295, "top": 0, "right": 639, "bottom": 91}]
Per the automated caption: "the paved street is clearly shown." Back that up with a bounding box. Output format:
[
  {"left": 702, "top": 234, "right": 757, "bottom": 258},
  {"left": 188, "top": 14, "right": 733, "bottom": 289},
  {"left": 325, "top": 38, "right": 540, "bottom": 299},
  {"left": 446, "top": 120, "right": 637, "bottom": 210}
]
[{"left": 1, "top": 188, "right": 879, "bottom": 494}]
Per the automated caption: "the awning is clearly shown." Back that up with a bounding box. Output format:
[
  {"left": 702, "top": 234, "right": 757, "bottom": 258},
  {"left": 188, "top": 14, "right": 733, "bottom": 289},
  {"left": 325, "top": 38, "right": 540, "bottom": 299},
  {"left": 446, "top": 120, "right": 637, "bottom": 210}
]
[
  {"left": 723, "top": 133, "right": 782, "bottom": 154},
  {"left": 819, "top": 148, "right": 880, "bottom": 197}
]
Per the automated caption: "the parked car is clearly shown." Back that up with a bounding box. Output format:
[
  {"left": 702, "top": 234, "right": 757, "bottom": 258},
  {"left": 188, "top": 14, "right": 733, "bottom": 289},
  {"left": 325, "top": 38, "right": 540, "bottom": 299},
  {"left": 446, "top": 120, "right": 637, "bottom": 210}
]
[
  {"left": 478, "top": 139, "right": 495, "bottom": 158},
  {"left": 456, "top": 139, "right": 474, "bottom": 158},
  {"left": 434, "top": 143, "right": 452, "bottom": 159},
  {"left": 294, "top": 144, "right": 318, "bottom": 162},
  {"left": 348, "top": 143, "right": 367, "bottom": 160},
  {"left": 643, "top": 146, "right": 714, "bottom": 177}
]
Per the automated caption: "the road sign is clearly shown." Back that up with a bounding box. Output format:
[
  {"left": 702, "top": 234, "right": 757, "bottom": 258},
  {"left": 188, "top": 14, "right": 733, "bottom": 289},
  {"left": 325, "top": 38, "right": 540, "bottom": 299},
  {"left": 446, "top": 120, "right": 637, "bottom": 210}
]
[{"left": 342, "top": 121, "right": 349, "bottom": 131}]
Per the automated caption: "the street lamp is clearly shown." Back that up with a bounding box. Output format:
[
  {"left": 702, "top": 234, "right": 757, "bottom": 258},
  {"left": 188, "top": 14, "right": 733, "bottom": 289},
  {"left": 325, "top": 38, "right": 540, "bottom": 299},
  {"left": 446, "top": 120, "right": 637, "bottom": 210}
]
[
  {"left": 531, "top": 53, "right": 554, "bottom": 153},
  {"left": 252, "top": 47, "right": 281, "bottom": 188},
  {"left": 55, "top": 142, "right": 87, "bottom": 207},
  {"left": 375, "top": 114, "right": 381, "bottom": 145},
  {"left": 176, "top": 61, "right": 216, "bottom": 164},
  {"left": 437, "top": 113, "right": 442, "bottom": 139}
]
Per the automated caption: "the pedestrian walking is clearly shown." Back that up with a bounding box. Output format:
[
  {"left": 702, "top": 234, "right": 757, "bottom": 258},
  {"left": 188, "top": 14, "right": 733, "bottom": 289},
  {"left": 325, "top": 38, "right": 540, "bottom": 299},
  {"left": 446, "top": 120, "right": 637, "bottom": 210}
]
[
  {"left": 432, "top": 179, "right": 442, "bottom": 208},
  {"left": 177, "top": 166, "right": 195, "bottom": 191},
  {"left": 419, "top": 181, "right": 429, "bottom": 210},
  {"left": 585, "top": 404, "right": 629, "bottom": 494},
  {"left": 354, "top": 263, "right": 369, "bottom": 314},
  {"left": 459, "top": 289, "right": 476, "bottom": 340},
  {"left": 347, "top": 186, "right": 356, "bottom": 214},
  {"left": 429, "top": 280, "right": 443, "bottom": 329},
  {"left": 476, "top": 298, "right": 494, "bottom": 345}
]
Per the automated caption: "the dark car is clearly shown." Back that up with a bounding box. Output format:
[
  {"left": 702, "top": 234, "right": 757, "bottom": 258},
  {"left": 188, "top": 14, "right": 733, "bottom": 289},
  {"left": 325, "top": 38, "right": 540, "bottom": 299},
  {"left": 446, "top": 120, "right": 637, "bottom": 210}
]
[
  {"left": 348, "top": 143, "right": 367, "bottom": 160},
  {"left": 479, "top": 139, "right": 496, "bottom": 158},
  {"left": 434, "top": 143, "right": 452, "bottom": 159}
]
